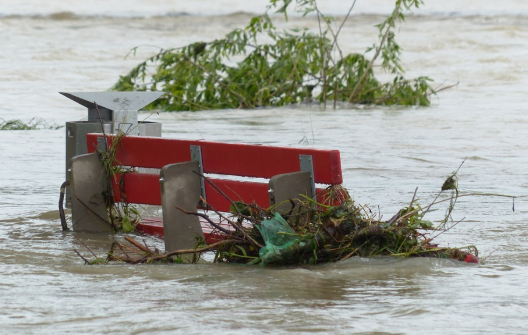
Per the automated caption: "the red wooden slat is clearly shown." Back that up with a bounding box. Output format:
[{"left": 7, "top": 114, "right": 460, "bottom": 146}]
[
  {"left": 137, "top": 218, "right": 164, "bottom": 237},
  {"left": 87, "top": 134, "right": 343, "bottom": 184},
  {"left": 203, "top": 179, "right": 270, "bottom": 212},
  {"left": 137, "top": 218, "right": 226, "bottom": 244},
  {"left": 113, "top": 172, "right": 331, "bottom": 211},
  {"left": 112, "top": 173, "right": 161, "bottom": 205},
  {"left": 111, "top": 173, "right": 271, "bottom": 211}
]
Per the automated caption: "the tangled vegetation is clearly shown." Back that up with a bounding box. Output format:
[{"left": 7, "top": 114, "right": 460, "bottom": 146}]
[
  {"left": 113, "top": 0, "right": 438, "bottom": 111},
  {"left": 75, "top": 167, "right": 483, "bottom": 266},
  {"left": 97, "top": 131, "right": 142, "bottom": 233}
]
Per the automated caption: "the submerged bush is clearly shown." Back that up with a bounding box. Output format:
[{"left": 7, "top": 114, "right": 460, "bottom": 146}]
[{"left": 113, "top": 0, "right": 436, "bottom": 110}]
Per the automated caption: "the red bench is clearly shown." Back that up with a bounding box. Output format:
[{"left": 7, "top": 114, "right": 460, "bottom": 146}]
[{"left": 69, "top": 133, "right": 343, "bottom": 253}]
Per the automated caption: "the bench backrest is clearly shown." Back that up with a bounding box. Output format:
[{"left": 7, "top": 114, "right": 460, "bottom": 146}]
[{"left": 86, "top": 133, "right": 342, "bottom": 212}]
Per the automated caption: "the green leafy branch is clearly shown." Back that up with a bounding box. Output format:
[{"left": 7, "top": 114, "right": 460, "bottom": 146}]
[{"left": 113, "top": 0, "right": 440, "bottom": 111}]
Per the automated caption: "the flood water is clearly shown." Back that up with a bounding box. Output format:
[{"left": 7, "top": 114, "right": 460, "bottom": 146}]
[{"left": 1, "top": 1, "right": 528, "bottom": 334}]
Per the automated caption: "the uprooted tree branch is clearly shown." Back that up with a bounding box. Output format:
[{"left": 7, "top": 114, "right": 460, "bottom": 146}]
[{"left": 113, "top": 0, "right": 447, "bottom": 111}]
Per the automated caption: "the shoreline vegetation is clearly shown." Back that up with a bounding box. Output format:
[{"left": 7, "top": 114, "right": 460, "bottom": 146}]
[{"left": 113, "top": 0, "right": 453, "bottom": 111}]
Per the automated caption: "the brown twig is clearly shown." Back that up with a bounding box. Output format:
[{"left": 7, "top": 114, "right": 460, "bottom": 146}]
[
  {"left": 72, "top": 194, "right": 112, "bottom": 230},
  {"left": 76, "top": 238, "right": 98, "bottom": 258},
  {"left": 480, "top": 248, "right": 499, "bottom": 264},
  {"left": 430, "top": 217, "right": 466, "bottom": 240},
  {"left": 115, "top": 239, "right": 245, "bottom": 264},
  {"left": 148, "top": 240, "right": 245, "bottom": 262},
  {"left": 190, "top": 171, "right": 263, "bottom": 247},
  {"left": 332, "top": 0, "right": 357, "bottom": 54},
  {"left": 176, "top": 206, "right": 263, "bottom": 248},
  {"left": 349, "top": 9, "right": 396, "bottom": 103},
  {"left": 341, "top": 240, "right": 369, "bottom": 261},
  {"left": 408, "top": 187, "right": 418, "bottom": 211},
  {"left": 192, "top": 171, "right": 243, "bottom": 217},
  {"left": 115, "top": 240, "right": 132, "bottom": 258},
  {"left": 124, "top": 236, "right": 155, "bottom": 254},
  {"left": 74, "top": 249, "right": 91, "bottom": 264},
  {"left": 431, "top": 81, "right": 459, "bottom": 95},
  {"left": 207, "top": 203, "right": 263, "bottom": 248},
  {"left": 107, "top": 242, "right": 119, "bottom": 262},
  {"left": 175, "top": 206, "right": 233, "bottom": 235},
  {"left": 387, "top": 187, "right": 420, "bottom": 225}
]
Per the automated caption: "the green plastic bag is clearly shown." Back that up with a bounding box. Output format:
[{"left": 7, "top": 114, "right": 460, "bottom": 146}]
[{"left": 257, "top": 212, "right": 308, "bottom": 264}]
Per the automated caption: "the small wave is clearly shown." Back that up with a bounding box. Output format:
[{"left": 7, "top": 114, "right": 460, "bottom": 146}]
[
  {"left": 466, "top": 156, "right": 491, "bottom": 162},
  {"left": 45, "top": 11, "right": 79, "bottom": 20}
]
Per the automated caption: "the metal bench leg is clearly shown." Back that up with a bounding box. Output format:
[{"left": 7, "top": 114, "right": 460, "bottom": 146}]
[
  {"left": 160, "top": 161, "right": 204, "bottom": 256},
  {"left": 268, "top": 171, "right": 313, "bottom": 215},
  {"left": 70, "top": 153, "right": 111, "bottom": 232}
]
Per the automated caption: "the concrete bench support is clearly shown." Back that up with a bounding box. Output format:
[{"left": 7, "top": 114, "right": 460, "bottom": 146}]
[
  {"left": 268, "top": 171, "right": 313, "bottom": 215},
  {"left": 160, "top": 161, "right": 204, "bottom": 254},
  {"left": 70, "top": 153, "right": 111, "bottom": 232}
]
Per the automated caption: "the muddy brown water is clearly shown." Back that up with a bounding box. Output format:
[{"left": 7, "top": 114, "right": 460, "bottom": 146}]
[{"left": 1, "top": 1, "right": 528, "bottom": 334}]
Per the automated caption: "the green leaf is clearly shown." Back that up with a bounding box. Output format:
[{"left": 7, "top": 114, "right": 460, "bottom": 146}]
[{"left": 121, "top": 216, "right": 135, "bottom": 232}]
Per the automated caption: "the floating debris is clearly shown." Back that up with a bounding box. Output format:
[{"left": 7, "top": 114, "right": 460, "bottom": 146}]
[{"left": 75, "top": 183, "right": 481, "bottom": 266}]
